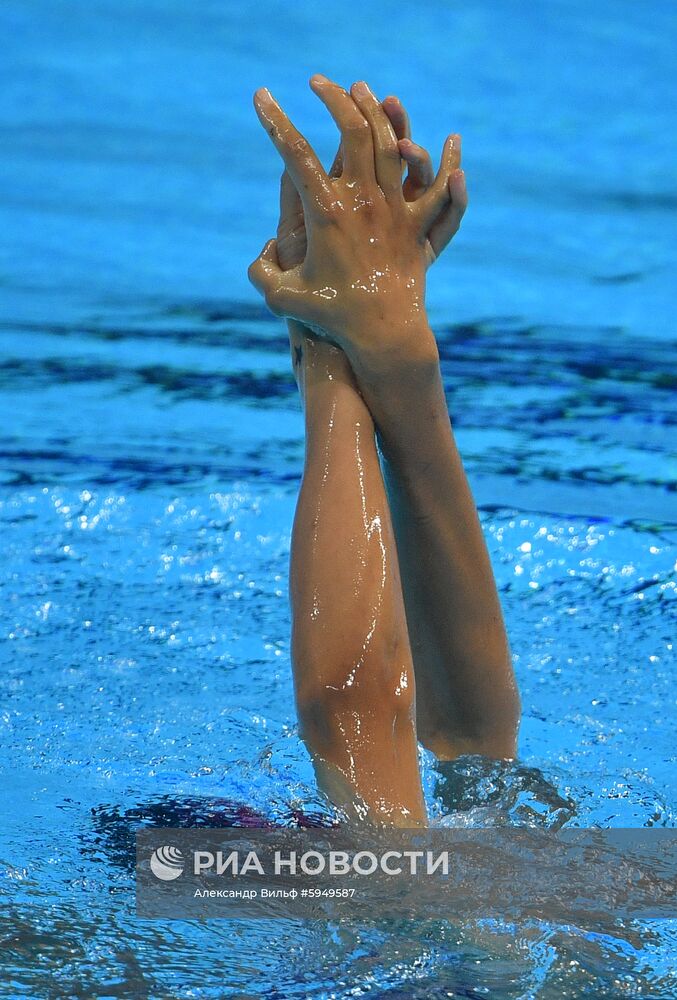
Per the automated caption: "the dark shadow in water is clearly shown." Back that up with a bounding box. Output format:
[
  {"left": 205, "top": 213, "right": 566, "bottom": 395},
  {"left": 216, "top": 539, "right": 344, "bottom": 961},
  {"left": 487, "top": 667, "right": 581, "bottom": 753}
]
[
  {"left": 591, "top": 271, "right": 645, "bottom": 285},
  {"left": 434, "top": 755, "right": 577, "bottom": 830},
  {"left": 86, "top": 795, "right": 335, "bottom": 873},
  {"left": 0, "top": 356, "right": 296, "bottom": 402},
  {"left": 2, "top": 307, "right": 676, "bottom": 402}
]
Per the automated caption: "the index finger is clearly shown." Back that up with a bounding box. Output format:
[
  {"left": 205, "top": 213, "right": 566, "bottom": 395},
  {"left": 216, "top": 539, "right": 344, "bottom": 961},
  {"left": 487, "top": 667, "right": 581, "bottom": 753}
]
[
  {"left": 350, "top": 81, "right": 402, "bottom": 200},
  {"left": 254, "top": 88, "right": 332, "bottom": 213},
  {"left": 309, "top": 75, "right": 375, "bottom": 183}
]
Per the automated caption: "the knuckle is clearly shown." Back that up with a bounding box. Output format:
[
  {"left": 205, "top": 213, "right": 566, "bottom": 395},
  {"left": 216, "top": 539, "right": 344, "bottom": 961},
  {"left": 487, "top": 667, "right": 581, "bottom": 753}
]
[
  {"left": 356, "top": 194, "right": 377, "bottom": 215},
  {"left": 291, "top": 135, "right": 308, "bottom": 154},
  {"left": 346, "top": 117, "right": 370, "bottom": 136},
  {"left": 317, "top": 196, "right": 344, "bottom": 226}
]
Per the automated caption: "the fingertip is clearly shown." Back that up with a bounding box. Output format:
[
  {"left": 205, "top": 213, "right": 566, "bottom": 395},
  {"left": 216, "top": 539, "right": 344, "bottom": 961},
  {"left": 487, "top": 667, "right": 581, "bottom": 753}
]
[
  {"left": 309, "top": 73, "right": 329, "bottom": 89},
  {"left": 441, "top": 133, "right": 461, "bottom": 167},
  {"left": 398, "top": 142, "right": 419, "bottom": 164},
  {"left": 398, "top": 138, "right": 424, "bottom": 161},
  {"left": 258, "top": 237, "right": 278, "bottom": 264}
]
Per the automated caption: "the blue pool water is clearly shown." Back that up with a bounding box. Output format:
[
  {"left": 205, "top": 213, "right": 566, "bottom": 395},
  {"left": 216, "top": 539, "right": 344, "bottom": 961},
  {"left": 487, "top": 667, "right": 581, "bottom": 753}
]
[{"left": 1, "top": 0, "right": 676, "bottom": 996}]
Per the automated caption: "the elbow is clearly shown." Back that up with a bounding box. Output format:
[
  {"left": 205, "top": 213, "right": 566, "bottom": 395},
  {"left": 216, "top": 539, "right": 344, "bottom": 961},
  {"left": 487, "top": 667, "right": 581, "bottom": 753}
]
[{"left": 295, "top": 669, "right": 417, "bottom": 760}]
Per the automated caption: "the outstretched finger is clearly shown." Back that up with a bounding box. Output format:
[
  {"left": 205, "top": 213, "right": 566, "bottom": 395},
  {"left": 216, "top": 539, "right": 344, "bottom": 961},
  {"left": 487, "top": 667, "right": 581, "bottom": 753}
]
[
  {"left": 350, "top": 80, "right": 403, "bottom": 200},
  {"left": 254, "top": 88, "right": 332, "bottom": 214},
  {"left": 309, "top": 75, "right": 373, "bottom": 182},
  {"left": 411, "top": 133, "right": 462, "bottom": 233},
  {"left": 428, "top": 169, "right": 468, "bottom": 258}
]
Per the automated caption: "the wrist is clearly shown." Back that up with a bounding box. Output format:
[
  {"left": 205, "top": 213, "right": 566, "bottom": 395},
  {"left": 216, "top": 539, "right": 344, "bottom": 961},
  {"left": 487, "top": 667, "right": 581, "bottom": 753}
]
[
  {"left": 346, "top": 329, "right": 452, "bottom": 471},
  {"left": 286, "top": 318, "right": 313, "bottom": 338},
  {"left": 344, "top": 318, "right": 440, "bottom": 384}
]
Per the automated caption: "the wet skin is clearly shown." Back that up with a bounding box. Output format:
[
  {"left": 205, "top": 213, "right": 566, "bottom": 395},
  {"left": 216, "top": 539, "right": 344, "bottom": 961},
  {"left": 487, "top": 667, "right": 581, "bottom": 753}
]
[
  {"left": 289, "top": 336, "right": 428, "bottom": 825},
  {"left": 249, "top": 75, "right": 466, "bottom": 361},
  {"left": 249, "top": 76, "right": 520, "bottom": 825}
]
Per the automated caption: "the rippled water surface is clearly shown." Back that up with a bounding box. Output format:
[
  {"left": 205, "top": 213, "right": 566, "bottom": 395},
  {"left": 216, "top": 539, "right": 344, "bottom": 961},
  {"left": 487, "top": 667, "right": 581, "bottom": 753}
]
[{"left": 2, "top": 0, "right": 676, "bottom": 997}]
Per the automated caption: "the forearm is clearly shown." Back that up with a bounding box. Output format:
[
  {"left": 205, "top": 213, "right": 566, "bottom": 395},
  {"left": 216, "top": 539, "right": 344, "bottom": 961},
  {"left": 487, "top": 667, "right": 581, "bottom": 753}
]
[
  {"left": 288, "top": 329, "right": 427, "bottom": 824},
  {"left": 346, "top": 322, "right": 520, "bottom": 759}
]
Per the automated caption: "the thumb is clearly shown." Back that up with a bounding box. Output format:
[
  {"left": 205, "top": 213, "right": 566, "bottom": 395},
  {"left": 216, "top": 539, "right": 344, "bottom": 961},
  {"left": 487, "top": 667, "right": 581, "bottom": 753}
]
[
  {"left": 248, "top": 238, "right": 283, "bottom": 302},
  {"left": 428, "top": 169, "right": 468, "bottom": 258},
  {"left": 411, "top": 134, "right": 461, "bottom": 235},
  {"left": 248, "top": 238, "right": 300, "bottom": 317}
]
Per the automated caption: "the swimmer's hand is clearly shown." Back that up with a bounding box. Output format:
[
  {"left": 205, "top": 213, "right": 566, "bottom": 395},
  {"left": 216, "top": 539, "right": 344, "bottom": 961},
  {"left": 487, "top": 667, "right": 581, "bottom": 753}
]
[
  {"left": 275, "top": 92, "right": 467, "bottom": 273},
  {"left": 248, "top": 75, "right": 467, "bottom": 365}
]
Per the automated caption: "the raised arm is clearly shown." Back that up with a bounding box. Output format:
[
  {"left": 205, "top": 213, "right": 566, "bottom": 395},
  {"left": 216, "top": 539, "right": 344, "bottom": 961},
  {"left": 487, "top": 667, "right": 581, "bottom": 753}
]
[{"left": 249, "top": 75, "right": 520, "bottom": 761}]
